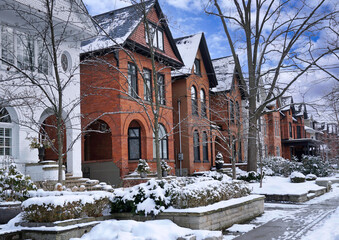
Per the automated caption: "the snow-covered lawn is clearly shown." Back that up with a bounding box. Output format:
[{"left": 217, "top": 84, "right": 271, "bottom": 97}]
[
  {"left": 250, "top": 176, "right": 324, "bottom": 195},
  {"left": 70, "top": 219, "right": 222, "bottom": 240}
]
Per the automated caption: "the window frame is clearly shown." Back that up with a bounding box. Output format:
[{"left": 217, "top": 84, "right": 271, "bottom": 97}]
[
  {"left": 127, "top": 62, "right": 138, "bottom": 98},
  {"left": 153, "top": 124, "right": 168, "bottom": 160},
  {"left": 0, "top": 107, "right": 13, "bottom": 156},
  {"left": 230, "top": 100, "right": 235, "bottom": 123},
  {"left": 157, "top": 73, "right": 166, "bottom": 105},
  {"left": 289, "top": 122, "right": 292, "bottom": 138},
  {"left": 297, "top": 126, "right": 301, "bottom": 139},
  {"left": 145, "top": 22, "right": 164, "bottom": 51},
  {"left": 128, "top": 127, "right": 141, "bottom": 160},
  {"left": 143, "top": 68, "right": 152, "bottom": 101},
  {"left": 200, "top": 89, "right": 206, "bottom": 117},
  {"left": 194, "top": 58, "right": 201, "bottom": 75},
  {"left": 193, "top": 130, "right": 200, "bottom": 162},
  {"left": 191, "top": 86, "right": 198, "bottom": 116},
  {"left": 202, "top": 131, "right": 208, "bottom": 162}
]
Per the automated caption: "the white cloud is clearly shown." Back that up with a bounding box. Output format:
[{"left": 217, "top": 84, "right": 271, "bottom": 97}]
[{"left": 83, "top": 0, "right": 131, "bottom": 15}]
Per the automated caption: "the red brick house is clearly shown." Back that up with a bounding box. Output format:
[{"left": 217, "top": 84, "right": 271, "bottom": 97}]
[
  {"left": 262, "top": 100, "right": 282, "bottom": 158},
  {"left": 280, "top": 96, "right": 320, "bottom": 159},
  {"left": 171, "top": 33, "right": 218, "bottom": 175},
  {"left": 80, "top": 0, "right": 183, "bottom": 185},
  {"left": 210, "top": 56, "right": 247, "bottom": 166}
]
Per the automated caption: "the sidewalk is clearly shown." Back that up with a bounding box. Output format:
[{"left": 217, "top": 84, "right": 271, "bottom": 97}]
[{"left": 225, "top": 184, "right": 339, "bottom": 240}]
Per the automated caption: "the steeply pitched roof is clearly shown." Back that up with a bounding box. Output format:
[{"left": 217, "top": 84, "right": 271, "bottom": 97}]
[
  {"left": 172, "top": 33, "right": 217, "bottom": 87},
  {"left": 281, "top": 96, "right": 294, "bottom": 111},
  {"left": 210, "top": 56, "right": 235, "bottom": 92},
  {"left": 81, "top": 1, "right": 154, "bottom": 52}
]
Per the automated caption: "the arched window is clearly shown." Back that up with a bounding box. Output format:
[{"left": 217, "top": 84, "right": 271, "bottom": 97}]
[
  {"left": 0, "top": 107, "right": 12, "bottom": 156},
  {"left": 200, "top": 89, "right": 206, "bottom": 117},
  {"left": 193, "top": 130, "right": 200, "bottom": 162},
  {"left": 202, "top": 132, "right": 208, "bottom": 162},
  {"left": 153, "top": 124, "right": 168, "bottom": 159},
  {"left": 191, "top": 86, "right": 198, "bottom": 116},
  {"left": 128, "top": 121, "right": 141, "bottom": 160}
]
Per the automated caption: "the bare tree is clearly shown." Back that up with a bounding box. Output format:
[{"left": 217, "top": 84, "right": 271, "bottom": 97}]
[{"left": 205, "top": 0, "right": 339, "bottom": 171}]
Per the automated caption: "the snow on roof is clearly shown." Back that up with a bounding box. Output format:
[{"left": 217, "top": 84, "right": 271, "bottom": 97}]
[
  {"left": 81, "top": 0, "right": 154, "bottom": 52},
  {"left": 280, "top": 96, "right": 293, "bottom": 111},
  {"left": 210, "top": 56, "right": 235, "bottom": 92},
  {"left": 172, "top": 33, "right": 203, "bottom": 76}
]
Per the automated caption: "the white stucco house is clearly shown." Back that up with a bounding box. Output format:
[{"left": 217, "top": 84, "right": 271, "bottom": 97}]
[{"left": 0, "top": 0, "right": 96, "bottom": 181}]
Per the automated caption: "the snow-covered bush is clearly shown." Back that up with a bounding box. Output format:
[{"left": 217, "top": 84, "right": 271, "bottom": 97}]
[
  {"left": 171, "top": 178, "right": 250, "bottom": 209},
  {"left": 161, "top": 160, "right": 171, "bottom": 172},
  {"left": 0, "top": 164, "right": 37, "bottom": 202},
  {"left": 237, "top": 170, "right": 262, "bottom": 183},
  {"left": 305, "top": 174, "right": 317, "bottom": 181},
  {"left": 260, "top": 157, "right": 303, "bottom": 177},
  {"left": 290, "top": 171, "right": 306, "bottom": 183},
  {"left": 301, "top": 155, "right": 333, "bottom": 177},
  {"left": 110, "top": 174, "right": 251, "bottom": 215},
  {"left": 22, "top": 194, "right": 109, "bottom": 222},
  {"left": 111, "top": 179, "right": 173, "bottom": 216},
  {"left": 136, "top": 159, "right": 150, "bottom": 173}
]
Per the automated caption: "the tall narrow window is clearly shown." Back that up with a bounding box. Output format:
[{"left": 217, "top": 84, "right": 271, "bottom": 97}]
[
  {"left": 38, "top": 40, "right": 49, "bottom": 75},
  {"left": 202, "top": 132, "right": 208, "bottom": 162},
  {"left": 145, "top": 23, "right": 164, "bottom": 51},
  {"left": 143, "top": 69, "right": 152, "bottom": 101},
  {"left": 236, "top": 101, "right": 240, "bottom": 123},
  {"left": 1, "top": 26, "right": 15, "bottom": 65},
  {"left": 157, "top": 29, "right": 164, "bottom": 51},
  {"left": 194, "top": 59, "right": 200, "bottom": 75},
  {"left": 128, "top": 63, "right": 138, "bottom": 98},
  {"left": 153, "top": 124, "right": 168, "bottom": 159},
  {"left": 193, "top": 130, "right": 200, "bottom": 162},
  {"left": 128, "top": 127, "right": 140, "bottom": 160},
  {"left": 0, "top": 107, "right": 12, "bottom": 156},
  {"left": 157, "top": 74, "right": 165, "bottom": 105},
  {"left": 200, "top": 89, "right": 206, "bottom": 117},
  {"left": 17, "top": 32, "right": 35, "bottom": 71},
  {"left": 289, "top": 122, "right": 292, "bottom": 138},
  {"left": 230, "top": 100, "right": 234, "bottom": 122},
  {"left": 297, "top": 126, "right": 301, "bottom": 139},
  {"left": 191, "top": 86, "right": 198, "bottom": 115},
  {"left": 238, "top": 142, "right": 242, "bottom": 162}
]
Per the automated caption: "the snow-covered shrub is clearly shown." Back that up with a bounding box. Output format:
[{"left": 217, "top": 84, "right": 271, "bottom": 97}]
[
  {"left": 301, "top": 155, "right": 333, "bottom": 177},
  {"left": 261, "top": 157, "right": 303, "bottom": 177},
  {"left": 215, "top": 152, "right": 224, "bottom": 164},
  {"left": 237, "top": 171, "right": 262, "bottom": 183},
  {"left": 110, "top": 174, "right": 250, "bottom": 215},
  {"left": 0, "top": 164, "right": 37, "bottom": 202},
  {"left": 22, "top": 194, "right": 109, "bottom": 222},
  {"left": 161, "top": 160, "right": 171, "bottom": 172},
  {"left": 290, "top": 171, "right": 306, "bottom": 183},
  {"left": 171, "top": 178, "right": 250, "bottom": 209},
  {"left": 136, "top": 159, "right": 150, "bottom": 173},
  {"left": 305, "top": 174, "right": 317, "bottom": 181},
  {"left": 110, "top": 179, "right": 174, "bottom": 216}
]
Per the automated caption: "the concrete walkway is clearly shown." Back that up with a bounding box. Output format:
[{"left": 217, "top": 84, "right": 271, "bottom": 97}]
[{"left": 232, "top": 185, "right": 339, "bottom": 240}]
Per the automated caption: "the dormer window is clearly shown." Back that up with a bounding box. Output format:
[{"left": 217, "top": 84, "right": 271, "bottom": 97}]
[
  {"left": 194, "top": 59, "right": 200, "bottom": 75},
  {"left": 145, "top": 23, "right": 164, "bottom": 51}
]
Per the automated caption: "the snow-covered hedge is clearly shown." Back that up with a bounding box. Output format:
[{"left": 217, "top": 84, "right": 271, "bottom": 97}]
[
  {"left": 0, "top": 164, "right": 37, "bottom": 202},
  {"left": 110, "top": 174, "right": 251, "bottom": 216},
  {"left": 22, "top": 192, "right": 111, "bottom": 222},
  {"left": 261, "top": 155, "right": 334, "bottom": 177},
  {"left": 236, "top": 169, "right": 262, "bottom": 183}
]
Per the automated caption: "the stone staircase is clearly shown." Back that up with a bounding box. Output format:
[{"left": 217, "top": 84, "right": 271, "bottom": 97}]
[{"left": 65, "top": 173, "right": 114, "bottom": 192}]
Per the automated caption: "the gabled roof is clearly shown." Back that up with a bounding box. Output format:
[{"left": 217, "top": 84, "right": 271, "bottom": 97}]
[
  {"left": 172, "top": 33, "right": 217, "bottom": 87},
  {"left": 81, "top": 0, "right": 183, "bottom": 67},
  {"left": 281, "top": 96, "right": 294, "bottom": 112},
  {"left": 81, "top": 1, "right": 154, "bottom": 52},
  {"left": 210, "top": 56, "right": 235, "bottom": 92}
]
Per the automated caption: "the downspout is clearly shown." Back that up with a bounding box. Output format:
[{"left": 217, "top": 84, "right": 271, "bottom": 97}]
[{"left": 178, "top": 99, "right": 182, "bottom": 176}]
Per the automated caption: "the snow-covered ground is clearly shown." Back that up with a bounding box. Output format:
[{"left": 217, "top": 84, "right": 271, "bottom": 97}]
[{"left": 250, "top": 176, "right": 324, "bottom": 195}]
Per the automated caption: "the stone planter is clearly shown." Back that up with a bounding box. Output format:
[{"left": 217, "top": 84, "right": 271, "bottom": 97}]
[
  {"left": 140, "top": 172, "right": 147, "bottom": 178},
  {"left": 0, "top": 202, "right": 22, "bottom": 224}
]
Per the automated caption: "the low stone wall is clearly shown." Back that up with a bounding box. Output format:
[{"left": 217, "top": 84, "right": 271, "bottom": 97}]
[
  {"left": 0, "top": 202, "right": 21, "bottom": 224},
  {"left": 111, "top": 195, "right": 265, "bottom": 231}
]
